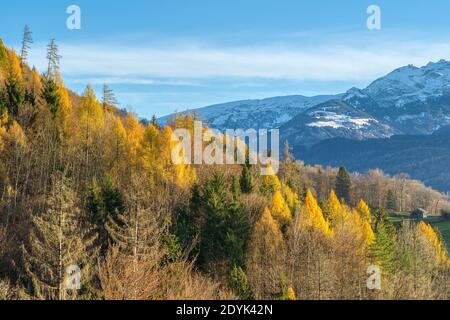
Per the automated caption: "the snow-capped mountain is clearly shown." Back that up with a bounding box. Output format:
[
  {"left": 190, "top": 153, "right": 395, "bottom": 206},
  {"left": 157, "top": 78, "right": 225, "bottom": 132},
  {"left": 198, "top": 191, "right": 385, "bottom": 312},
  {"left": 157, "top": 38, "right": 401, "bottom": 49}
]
[
  {"left": 364, "top": 59, "right": 450, "bottom": 109},
  {"left": 159, "top": 59, "right": 450, "bottom": 146},
  {"left": 362, "top": 60, "right": 450, "bottom": 134},
  {"left": 159, "top": 94, "right": 339, "bottom": 130},
  {"left": 280, "top": 99, "right": 399, "bottom": 147}
]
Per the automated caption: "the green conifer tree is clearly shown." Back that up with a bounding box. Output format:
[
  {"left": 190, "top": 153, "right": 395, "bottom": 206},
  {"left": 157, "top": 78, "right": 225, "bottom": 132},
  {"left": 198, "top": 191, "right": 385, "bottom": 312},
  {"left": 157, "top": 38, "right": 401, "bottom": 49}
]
[
  {"left": 41, "top": 78, "right": 61, "bottom": 120},
  {"left": 230, "top": 265, "right": 253, "bottom": 299},
  {"left": 199, "top": 172, "right": 250, "bottom": 269},
  {"left": 239, "top": 164, "right": 253, "bottom": 194},
  {"left": 335, "top": 166, "right": 351, "bottom": 204},
  {"left": 386, "top": 189, "right": 395, "bottom": 211}
]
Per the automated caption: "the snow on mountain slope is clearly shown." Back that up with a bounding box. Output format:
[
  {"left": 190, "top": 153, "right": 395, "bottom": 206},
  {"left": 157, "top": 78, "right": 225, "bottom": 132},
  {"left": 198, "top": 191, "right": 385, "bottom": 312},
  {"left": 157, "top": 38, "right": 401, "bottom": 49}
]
[
  {"left": 361, "top": 60, "right": 450, "bottom": 134},
  {"left": 159, "top": 59, "right": 450, "bottom": 144},
  {"left": 159, "top": 94, "right": 340, "bottom": 130},
  {"left": 364, "top": 60, "right": 450, "bottom": 108},
  {"left": 280, "top": 99, "right": 399, "bottom": 147}
]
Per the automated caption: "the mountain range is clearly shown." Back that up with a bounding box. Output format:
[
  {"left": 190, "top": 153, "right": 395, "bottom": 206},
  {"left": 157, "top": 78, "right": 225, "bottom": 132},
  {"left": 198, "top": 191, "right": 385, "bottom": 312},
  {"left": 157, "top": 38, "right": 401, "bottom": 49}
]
[{"left": 160, "top": 60, "right": 450, "bottom": 192}]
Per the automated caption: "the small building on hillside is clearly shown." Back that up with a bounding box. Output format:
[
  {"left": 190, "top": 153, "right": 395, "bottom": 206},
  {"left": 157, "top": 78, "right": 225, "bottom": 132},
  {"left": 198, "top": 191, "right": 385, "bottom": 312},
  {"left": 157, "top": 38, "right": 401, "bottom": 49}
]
[{"left": 410, "top": 208, "right": 428, "bottom": 220}]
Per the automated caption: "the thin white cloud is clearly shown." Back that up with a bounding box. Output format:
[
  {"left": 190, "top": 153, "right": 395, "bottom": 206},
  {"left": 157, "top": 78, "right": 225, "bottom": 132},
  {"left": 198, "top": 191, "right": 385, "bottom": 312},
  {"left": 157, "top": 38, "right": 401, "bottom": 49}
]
[{"left": 26, "top": 35, "right": 450, "bottom": 84}]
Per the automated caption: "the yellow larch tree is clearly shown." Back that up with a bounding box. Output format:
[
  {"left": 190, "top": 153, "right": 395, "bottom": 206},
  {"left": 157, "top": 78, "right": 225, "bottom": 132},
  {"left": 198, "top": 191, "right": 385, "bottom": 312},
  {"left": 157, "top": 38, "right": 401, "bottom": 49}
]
[
  {"left": 417, "top": 221, "right": 449, "bottom": 266},
  {"left": 286, "top": 287, "right": 296, "bottom": 300},
  {"left": 260, "top": 164, "right": 281, "bottom": 196},
  {"left": 351, "top": 208, "right": 375, "bottom": 248},
  {"left": 7, "top": 49, "right": 23, "bottom": 85},
  {"left": 77, "top": 85, "right": 104, "bottom": 131},
  {"left": 55, "top": 75, "right": 73, "bottom": 137},
  {"left": 247, "top": 207, "right": 284, "bottom": 299},
  {"left": 301, "top": 190, "right": 332, "bottom": 237},
  {"left": 105, "top": 115, "right": 128, "bottom": 177},
  {"left": 123, "top": 114, "right": 144, "bottom": 167},
  {"left": 0, "top": 38, "right": 8, "bottom": 81},
  {"left": 160, "top": 125, "right": 196, "bottom": 189},
  {"left": 24, "top": 67, "right": 42, "bottom": 100},
  {"left": 282, "top": 182, "right": 300, "bottom": 213},
  {"left": 271, "top": 190, "right": 292, "bottom": 228},
  {"left": 355, "top": 199, "right": 371, "bottom": 222},
  {"left": 326, "top": 190, "right": 346, "bottom": 227},
  {"left": 141, "top": 123, "right": 160, "bottom": 175}
]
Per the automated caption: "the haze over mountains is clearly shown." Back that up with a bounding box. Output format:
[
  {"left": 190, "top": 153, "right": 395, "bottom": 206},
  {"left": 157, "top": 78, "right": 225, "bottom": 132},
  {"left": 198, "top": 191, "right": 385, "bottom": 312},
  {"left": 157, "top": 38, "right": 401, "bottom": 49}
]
[{"left": 160, "top": 60, "right": 450, "bottom": 192}]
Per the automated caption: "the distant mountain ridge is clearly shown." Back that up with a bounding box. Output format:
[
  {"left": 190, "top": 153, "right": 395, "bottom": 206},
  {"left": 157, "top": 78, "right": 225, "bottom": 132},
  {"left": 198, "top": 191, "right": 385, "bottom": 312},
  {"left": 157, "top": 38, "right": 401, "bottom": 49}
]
[
  {"left": 158, "top": 60, "right": 450, "bottom": 192},
  {"left": 159, "top": 94, "right": 340, "bottom": 130},
  {"left": 160, "top": 59, "right": 450, "bottom": 147}
]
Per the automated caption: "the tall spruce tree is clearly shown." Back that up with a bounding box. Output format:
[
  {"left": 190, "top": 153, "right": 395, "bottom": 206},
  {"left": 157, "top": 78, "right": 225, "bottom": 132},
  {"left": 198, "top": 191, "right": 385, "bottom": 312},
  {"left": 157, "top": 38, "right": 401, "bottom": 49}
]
[
  {"left": 20, "top": 25, "right": 33, "bottom": 67},
  {"left": 41, "top": 78, "right": 61, "bottom": 120},
  {"left": 239, "top": 164, "right": 253, "bottom": 194},
  {"left": 335, "top": 166, "right": 351, "bottom": 204},
  {"left": 230, "top": 265, "right": 253, "bottom": 299},
  {"left": 370, "top": 213, "right": 397, "bottom": 276},
  {"left": 46, "top": 39, "right": 61, "bottom": 80},
  {"left": 0, "top": 89, "right": 7, "bottom": 115},
  {"left": 87, "top": 177, "right": 124, "bottom": 250},
  {"left": 199, "top": 172, "right": 250, "bottom": 269},
  {"left": 102, "top": 84, "right": 118, "bottom": 109},
  {"left": 21, "top": 173, "right": 93, "bottom": 300},
  {"left": 5, "top": 73, "right": 23, "bottom": 119},
  {"left": 386, "top": 190, "right": 395, "bottom": 211}
]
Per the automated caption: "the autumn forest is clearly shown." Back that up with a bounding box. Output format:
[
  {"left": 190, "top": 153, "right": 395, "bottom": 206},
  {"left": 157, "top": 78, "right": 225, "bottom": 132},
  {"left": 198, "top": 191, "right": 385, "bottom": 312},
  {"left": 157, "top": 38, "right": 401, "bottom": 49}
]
[{"left": 0, "top": 29, "right": 449, "bottom": 300}]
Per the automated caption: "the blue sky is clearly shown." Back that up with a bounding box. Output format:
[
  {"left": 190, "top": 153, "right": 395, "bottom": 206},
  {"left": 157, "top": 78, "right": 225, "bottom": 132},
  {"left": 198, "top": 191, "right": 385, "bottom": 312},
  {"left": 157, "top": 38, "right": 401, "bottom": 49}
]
[{"left": 1, "top": 0, "right": 450, "bottom": 118}]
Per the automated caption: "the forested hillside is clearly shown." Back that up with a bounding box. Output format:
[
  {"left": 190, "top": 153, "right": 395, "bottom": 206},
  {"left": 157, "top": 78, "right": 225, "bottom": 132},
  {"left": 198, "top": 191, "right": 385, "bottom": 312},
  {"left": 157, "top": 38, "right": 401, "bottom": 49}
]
[
  {"left": 300, "top": 129, "right": 450, "bottom": 193},
  {"left": 0, "top": 33, "right": 449, "bottom": 300}
]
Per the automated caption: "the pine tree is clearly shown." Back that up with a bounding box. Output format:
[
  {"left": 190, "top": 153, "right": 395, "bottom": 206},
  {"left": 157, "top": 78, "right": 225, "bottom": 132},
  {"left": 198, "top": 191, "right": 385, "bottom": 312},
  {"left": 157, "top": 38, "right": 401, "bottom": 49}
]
[
  {"left": 20, "top": 25, "right": 33, "bottom": 67},
  {"left": 105, "top": 184, "right": 159, "bottom": 259},
  {"left": 5, "top": 74, "right": 23, "bottom": 119},
  {"left": 21, "top": 173, "right": 93, "bottom": 300},
  {"left": 173, "top": 185, "right": 202, "bottom": 255},
  {"left": 282, "top": 183, "right": 300, "bottom": 213},
  {"left": 102, "top": 84, "right": 118, "bottom": 109},
  {"left": 230, "top": 265, "right": 253, "bottom": 299},
  {"left": 41, "top": 78, "right": 61, "bottom": 120},
  {"left": 24, "top": 68, "right": 42, "bottom": 107},
  {"left": 46, "top": 39, "right": 61, "bottom": 80},
  {"left": 0, "top": 38, "right": 8, "bottom": 73},
  {"left": 151, "top": 114, "right": 160, "bottom": 129},
  {"left": 231, "top": 175, "right": 241, "bottom": 199},
  {"left": 239, "top": 163, "right": 253, "bottom": 194},
  {"left": 199, "top": 172, "right": 250, "bottom": 269},
  {"left": 335, "top": 166, "right": 351, "bottom": 204},
  {"left": 386, "top": 189, "right": 395, "bottom": 211},
  {"left": 370, "top": 216, "right": 397, "bottom": 276},
  {"left": 5, "top": 51, "right": 24, "bottom": 118},
  {"left": 0, "top": 90, "right": 6, "bottom": 115},
  {"left": 87, "top": 177, "right": 125, "bottom": 251},
  {"left": 87, "top": 179, "right": 103, "bottom": 226}
]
